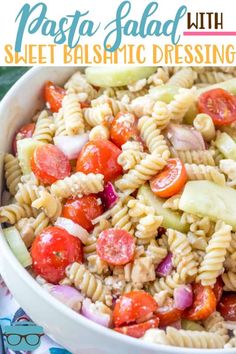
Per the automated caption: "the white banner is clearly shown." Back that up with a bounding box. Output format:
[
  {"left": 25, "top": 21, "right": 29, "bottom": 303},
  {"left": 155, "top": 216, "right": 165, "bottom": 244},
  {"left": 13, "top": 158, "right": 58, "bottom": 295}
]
[{"left": 0, "top": 0, "right": 235, "bottom": 65}]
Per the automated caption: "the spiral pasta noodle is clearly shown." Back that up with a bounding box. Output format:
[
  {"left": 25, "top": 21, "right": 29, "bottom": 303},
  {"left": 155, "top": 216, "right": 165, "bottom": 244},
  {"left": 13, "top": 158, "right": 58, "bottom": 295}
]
[
  {"left": 65, "top": 71, "right": 97, "bottom": 100},
  {"left": 89, "top": 125, "right": 110, "bottom": 141},
  {"left": 135, "top": 214, "right": 163, "bottom": 245},
  {"left": 148, "top": 272, "right": 183, "bottom": 296},
  {"left": 167, "top": 228, "right": 197, "bottom": 282},
  {"left": 50, "top": 172, "right": 104, "bottom": 199},
  {"left": 163, "top": 195, "right": 181, "bottom": 211},
  {"left": 203, "top": 312, "right": 229, "bottom": 343},
  {"left": 145, "top": 239, "right": 168, "bottom": 265},
  {"left": 185, "top": 163, "right": 226, "bottom": 185},
  {"left": 62, "top": 93, "right": 84, "bottom": 135},
  {"left": 138, "top": 116, "right": 170, "bottom": 159},
  {"left": 167, "top": 68, "right": 197, "bottom": 88},
  {"left": 152, "top": 101, "right": 171, "bottom": 130},
  {"left": 32, "top": 110, "right": 55, "bottom": 143},
  {"left": 222, "top": 271, "right": 236, "bottom": 291},
  {"left": 66, "top": 262, "right": 111, "bottom": 305},
  {"left": 196, "top": 71, "right": 234, "bottom": 84},
  {"left": 4, "top": 154, "right": 22, "bottom": 195},
  {"left": 115, "top": 154, "right": 166, "bottom": 194},
  {"left": 111, "top": 199, "right": 134, "bottom": 235},
  {"left": 197, "top": 221, "right": 232, "bottom": 286},
  {"left": 54, "top": 109, "right": 67, "bottom": 136},
  {"left": 193, "top": 114, "right": 216, "bottom": 142},
  {"left": 83, "top": 103, "right": 112, "bottom": 127},
  {"left": 0, "top": 203, "right": 37, "bottom": 224},
  {"left": 168, "top": 88, "right": 196, "bottom": 123},
  {"left": 165, "top": 327, "right": 224, "bottom": 349},
  {"left": 170, "top": 148, "right": 215, "bottom": 166}
]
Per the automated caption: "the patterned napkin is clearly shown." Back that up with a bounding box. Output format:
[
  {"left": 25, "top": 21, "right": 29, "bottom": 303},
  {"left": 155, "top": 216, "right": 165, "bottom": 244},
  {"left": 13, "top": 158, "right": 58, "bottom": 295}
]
[{"left": 0, "top": 277, "right": 71, "bottom": 354}]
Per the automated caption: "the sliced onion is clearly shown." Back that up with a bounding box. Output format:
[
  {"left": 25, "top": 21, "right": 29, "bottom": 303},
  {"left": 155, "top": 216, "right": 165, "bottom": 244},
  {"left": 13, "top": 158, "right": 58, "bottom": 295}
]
[
  {"left": 167, "top": 124, "right": 205, "bottom": 151},
  {"left": 156, "top": 253, "right": 173, "bottom": 277},
  {"left": 54, "top": 133, "right": 89, "bottom": 160},
  {"left": 44, "top": 284, "right": 83, "bottom": 312},
  {"left": 98, "top": 182, "right": 119, "bottom": 210},
  {"left": 55, "top": 217, "right": 89, "bottom": 244},
  {"left": 174, "top": 285, "right": 193, "bottom": 310},
  {"left": 81, "top": 298, "right": 112, "bottom": 328}
]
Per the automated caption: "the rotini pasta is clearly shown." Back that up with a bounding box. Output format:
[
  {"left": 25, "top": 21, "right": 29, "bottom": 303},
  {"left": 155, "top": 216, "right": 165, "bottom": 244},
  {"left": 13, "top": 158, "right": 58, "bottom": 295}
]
[
  {"left": 32, "top": 110, "right": 55, "bottom": 143},
  {"left": 62, "top": 93, "right": 84, "bottom": 135},
  {"left": 197, "top": 221, "right": 232, "bottom": 286},
  {"left": 4, "top": 153, "right": 22, "bottom": 195},
  {"left": 50, "top": 172, "right": 104, "bottom": 199},
  {"left": 170, "top": 148, "right": 215, "bottom": 166},
  {"left": 193, "top": 113, "right": 216, "bottom": 142},
  {"left": 185, "top": 163, "right": 226, "bottom": 185}
]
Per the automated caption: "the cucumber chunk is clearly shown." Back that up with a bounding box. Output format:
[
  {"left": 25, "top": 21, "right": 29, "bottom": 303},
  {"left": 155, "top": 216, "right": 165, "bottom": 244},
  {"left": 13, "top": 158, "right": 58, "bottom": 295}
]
[
  {"left": 149, "top": 85, "right": 180, "bottom": 104},
  {"left": 179, "top": 180, "right": 236, "bottom": 230},
  {"left": 17, "top": 138, "right": 44, "bottom": 174},
  {"left": 85, "top": 66, "right": 156, "bottom": 87},
  {"left": 181, "top": 320, "right": 204, "bottom": 332},
  {"left": 215, "top": 132, "right": 236, "bottom": 160},
  {"left": 137, "top": 184, "right": 188, "bottom": 233},
  {"left": 3, "top": 226, "right": 32, "bottom": 267}
]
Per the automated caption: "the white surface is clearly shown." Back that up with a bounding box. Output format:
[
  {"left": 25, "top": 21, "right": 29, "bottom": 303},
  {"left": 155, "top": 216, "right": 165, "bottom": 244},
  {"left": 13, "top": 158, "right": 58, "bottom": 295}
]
[{"left": 0, "top": 67, "right": 234, "bottom": 354}]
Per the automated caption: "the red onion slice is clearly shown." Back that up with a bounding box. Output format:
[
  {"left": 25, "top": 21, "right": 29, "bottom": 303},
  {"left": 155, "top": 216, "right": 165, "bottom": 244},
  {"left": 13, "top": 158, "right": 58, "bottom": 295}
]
[
  {"left": 44, "top": 284, "right": 83, "bottom": 312},
  {"left": 54, "top": 133, "right": 89, "bottom": 160},
  {"left": 167, "top": 124, "right": 205, "bottom": 151},
  {"left": 156, "top": 253, "right": 173, "bottom": 277},
  {"left": 98, "top": 182, "right": 119, "bottom": 210},
  {"left": 55, "top": 217, "right": 89, "bottom": 244},
  {"left": 81, "top": 298, "right": 112, "bottom": 328},
  {"left": 174, "top": 285, "right": 193, "bottom": 310}
]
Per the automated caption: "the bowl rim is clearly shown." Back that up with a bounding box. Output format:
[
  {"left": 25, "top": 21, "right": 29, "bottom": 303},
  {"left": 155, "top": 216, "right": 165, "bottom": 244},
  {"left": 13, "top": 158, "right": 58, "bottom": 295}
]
[{"left": 0, "top": 66, "right": 234, "bottom": 353}]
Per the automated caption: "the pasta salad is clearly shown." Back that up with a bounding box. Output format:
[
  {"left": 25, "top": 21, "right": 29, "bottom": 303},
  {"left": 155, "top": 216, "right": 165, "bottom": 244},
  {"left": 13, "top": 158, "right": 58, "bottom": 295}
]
[{"left": 2, "top": 66, "right": 236, "bottom": 349}]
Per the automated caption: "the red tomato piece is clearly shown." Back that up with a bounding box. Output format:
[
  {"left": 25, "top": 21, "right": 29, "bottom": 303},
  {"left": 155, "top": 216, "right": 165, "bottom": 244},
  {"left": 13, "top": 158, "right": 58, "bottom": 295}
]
[
  {"left": 62, "top": 195, "right": 103, "bottom": 232},
  {"left": 183, "top": 283, "right": 216, "bottom": 321},
  {"left": 31, "top": 226, "right": 83, "bottom": 283},
  {"left": 12, "top": 123, "right": 35, "bottom": 155},
  {"left": 218, "top": 294, "right": 236, "bottom": 321},
  {"left": 31, "top": 144, "right": 71, "bottom": 185},
  {"left": 150, "top": 158, "right": 187, "bottom": 198},
  {"left": 213, "top": 277, "right": 224, "bottom": 304},
  {"left": 198, "top": 88, "right": 236, "bottom": 126},
  {"left": 113, "top": 291, "right": 158, "bottom": 327},
  {"left": 156, "top": 298, "right": 182, "bottom": 327},
  {"left": 44, "top": 81, "right": 66, "bottom": 113},
  {"left": 80, "top": 101, "right": 91, "bottom": 109},
  {"left": 76, "top": 140, "right": 122, "bottom": 182},
  {"left": 114, "top": 318, "right": 159, "bottom": 338},
  {"left": 110, "top": 112, "right": 140, "bottom": 148},
  {"left": 97, "top": 229, "right": 135, "bottom": 266}
]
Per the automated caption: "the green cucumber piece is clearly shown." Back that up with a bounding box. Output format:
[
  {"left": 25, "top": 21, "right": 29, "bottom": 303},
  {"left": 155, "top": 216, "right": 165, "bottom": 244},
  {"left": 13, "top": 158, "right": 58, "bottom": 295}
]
[
  {"left": 17, "top": 138, "right": 44, "bottom": 174},
  {"left": 179, "top": 180, "right": 236, "bottom": 230},
  {"left": 85, "top": 66, "right": 156, "bottom": 87},
  {"left": 149, "top": 85, "right": 180, "bottom": 103},
  {"left": 181, "top": 320, "right": 204, "bottom": 331},
  {"left": 215, "top": 132, "right": 236, "bottom": 160},
  {"left": 3, "top": 226, "right": 32, "bottom": 267},
  {"left": 137, "top": 184, "right": 188, "bottom": 233}
]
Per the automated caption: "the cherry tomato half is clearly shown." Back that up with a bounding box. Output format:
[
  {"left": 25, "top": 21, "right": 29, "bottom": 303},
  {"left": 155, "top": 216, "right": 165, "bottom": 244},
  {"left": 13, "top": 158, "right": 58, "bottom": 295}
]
[
  {"left": 31, "top": 226, "right": 83, "bottom": 283},
  {"left": 44, "top": 81, "right": 66, "bottom": 113},
  {"left": 62, "top": 195, "right": 103, "bottom": 232},
  {"left": 114, "top": 318, "right": 159, "bottom": 338},
  {"left": 183, "top": 283, "right": 216, "bottom": 321},
  {"left": 12, "top": 123, "right": 35, "bottom": 155},
  {"left": 110, "top": 112, "right": 140, "bottom": 148},
  {"left": 156, "top": 298, "right": 183, "bottom": 327},
  {"left": 218, "top": 294, "right": 236, "bottom": 321},
  {"left": 31, "top": 144, "right": 71, "bottom": 185},
  {"left": 150, "top": 158, "right": 187, "bottom": 198},
  {"left": 97, "top": 229, "right": 135, "bottom": 266},
  {"left": 76, "top": 140, "right": 122, "bottom": 182},
  {"left": 113, "top": 291, "right": 158, "bottom": 327},
  {"left": 198, "top": 88, "right": 236, "bottom": 126},
  {"left": 213, "top": 277, "right": 224, "bottom": 304}
]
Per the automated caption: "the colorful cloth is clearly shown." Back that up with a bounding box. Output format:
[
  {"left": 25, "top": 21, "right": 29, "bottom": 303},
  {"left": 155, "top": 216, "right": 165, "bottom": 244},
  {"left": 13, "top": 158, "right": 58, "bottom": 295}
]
[{"left": 0, "top": 277, "right": 71, "bottom": 354}]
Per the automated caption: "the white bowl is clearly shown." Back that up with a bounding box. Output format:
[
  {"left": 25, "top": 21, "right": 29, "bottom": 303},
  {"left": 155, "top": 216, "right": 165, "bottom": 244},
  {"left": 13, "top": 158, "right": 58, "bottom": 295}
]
[{"left": 0, "top": 67, "right": 233, "bottom": 354}]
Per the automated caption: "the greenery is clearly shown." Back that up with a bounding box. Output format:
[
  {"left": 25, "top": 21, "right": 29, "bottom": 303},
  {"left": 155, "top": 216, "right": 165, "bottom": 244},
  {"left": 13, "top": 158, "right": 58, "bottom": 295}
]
[{"left": 0, "top": 67, "right": 30, "bottom": 100}]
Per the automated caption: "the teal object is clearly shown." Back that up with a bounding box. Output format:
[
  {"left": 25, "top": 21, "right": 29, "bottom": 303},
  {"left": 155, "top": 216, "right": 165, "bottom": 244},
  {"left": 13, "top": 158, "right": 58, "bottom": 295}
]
[
  {"left": 3, "top": 321, "right": 44, "bottom": 351},
  {"left": 0, "top": 67, "right": 29, "bottom": 100}
]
